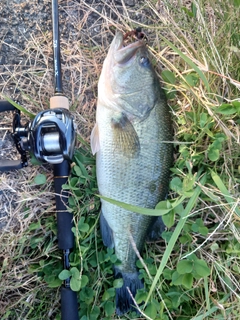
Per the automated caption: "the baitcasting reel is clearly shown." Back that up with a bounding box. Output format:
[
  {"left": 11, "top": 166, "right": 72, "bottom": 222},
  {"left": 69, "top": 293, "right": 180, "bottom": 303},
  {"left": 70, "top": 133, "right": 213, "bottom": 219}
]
[{"left": 0, "top": 101, "right": 76, "bottom": 171}]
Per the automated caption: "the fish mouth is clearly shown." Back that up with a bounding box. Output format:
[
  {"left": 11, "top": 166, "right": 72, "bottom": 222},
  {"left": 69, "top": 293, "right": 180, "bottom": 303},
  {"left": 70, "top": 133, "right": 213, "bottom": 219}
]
[{"left": 113, "top": 31, "right": 145, "bottom": 64}]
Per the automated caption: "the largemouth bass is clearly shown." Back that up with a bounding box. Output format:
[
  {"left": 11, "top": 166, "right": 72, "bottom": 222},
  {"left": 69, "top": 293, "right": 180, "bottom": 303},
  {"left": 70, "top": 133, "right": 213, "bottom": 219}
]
[{"left": 91, "top": 31, "right": 173, "bottom": 315}]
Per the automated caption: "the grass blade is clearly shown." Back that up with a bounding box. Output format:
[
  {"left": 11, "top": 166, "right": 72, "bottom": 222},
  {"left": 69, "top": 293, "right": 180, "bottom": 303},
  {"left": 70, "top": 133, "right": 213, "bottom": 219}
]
[
  {"left": 192, "top": 294, "right": 230, "bottom": 320},
  {"left": 144, "top": 175, "right": 206, "bottom": 307},
  {"left": 160, "top": 36, "right": 210, "bottom": 93},
  {"left": 2, "top": 95, "right": 35, "bottom": 119},
  {"left": 98, "top": 195, "right": 186, "bottom": 216},
  {"left": 210, "top": 170, "right": 240, "bottom": 217}
]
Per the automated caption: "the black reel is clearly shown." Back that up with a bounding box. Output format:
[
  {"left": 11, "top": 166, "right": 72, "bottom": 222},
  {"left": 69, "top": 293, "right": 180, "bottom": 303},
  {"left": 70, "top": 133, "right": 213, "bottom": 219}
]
[{"left": 0, "top": 101, "right": 76, "bottom": 171}]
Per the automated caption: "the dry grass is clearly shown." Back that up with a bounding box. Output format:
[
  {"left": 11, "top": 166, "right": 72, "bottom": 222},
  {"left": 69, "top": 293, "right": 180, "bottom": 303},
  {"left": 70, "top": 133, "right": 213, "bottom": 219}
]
[{"left": 0, "top": 0, "right": 239, "bottom": 319}]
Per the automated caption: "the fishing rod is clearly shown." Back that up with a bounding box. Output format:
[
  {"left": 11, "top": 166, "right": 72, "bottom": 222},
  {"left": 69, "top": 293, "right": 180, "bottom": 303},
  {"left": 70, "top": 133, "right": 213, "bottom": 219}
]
[{"left": 0, "top": 0, "right": 79, "bottom": 319}]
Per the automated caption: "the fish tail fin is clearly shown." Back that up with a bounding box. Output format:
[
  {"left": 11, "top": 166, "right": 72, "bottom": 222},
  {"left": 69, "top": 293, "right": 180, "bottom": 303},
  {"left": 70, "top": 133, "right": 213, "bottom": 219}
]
[{"left": 115, "top": 267, "right": 143, "bottom": 315}]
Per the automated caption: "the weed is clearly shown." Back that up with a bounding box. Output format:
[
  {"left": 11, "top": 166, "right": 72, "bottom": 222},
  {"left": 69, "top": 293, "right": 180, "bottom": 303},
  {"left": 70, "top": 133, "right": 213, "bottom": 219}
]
[{"left": 0, "top": 0, "right": 239, "bottom": 319}]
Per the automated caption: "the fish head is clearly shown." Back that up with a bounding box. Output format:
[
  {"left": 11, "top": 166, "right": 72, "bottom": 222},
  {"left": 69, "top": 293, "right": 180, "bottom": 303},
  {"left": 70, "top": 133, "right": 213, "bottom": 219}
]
[{"left": 98, "top": 31, "right": 159, "bottom": 120}]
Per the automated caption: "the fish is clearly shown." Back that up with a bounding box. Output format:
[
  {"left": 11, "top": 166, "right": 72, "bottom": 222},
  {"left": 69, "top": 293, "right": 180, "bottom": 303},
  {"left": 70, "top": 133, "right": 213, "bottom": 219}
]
[{"left": 91, "top": 30, "right": 173, "bottom": 315}]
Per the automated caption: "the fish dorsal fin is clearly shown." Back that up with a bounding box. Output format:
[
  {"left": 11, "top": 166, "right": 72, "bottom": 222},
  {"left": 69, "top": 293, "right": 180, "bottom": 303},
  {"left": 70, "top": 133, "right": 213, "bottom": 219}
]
[
  {"left": 111, "top": 113, "right": 140, "bottom": 157},
  {"left": 91, "top": 123, "right": 100, "bottom": 155}
]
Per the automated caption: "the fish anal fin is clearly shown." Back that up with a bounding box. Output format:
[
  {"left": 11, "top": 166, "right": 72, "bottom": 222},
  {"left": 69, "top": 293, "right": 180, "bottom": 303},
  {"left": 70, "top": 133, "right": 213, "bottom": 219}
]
[
  {"left": 100, "top": 211, "right": 114, "bottom": 248},
  {"left": 90, "top": 123, "right": 100, "bottom": 155},
  {"left": 111, "top": 113, "right": 140, "bottom": 157}
]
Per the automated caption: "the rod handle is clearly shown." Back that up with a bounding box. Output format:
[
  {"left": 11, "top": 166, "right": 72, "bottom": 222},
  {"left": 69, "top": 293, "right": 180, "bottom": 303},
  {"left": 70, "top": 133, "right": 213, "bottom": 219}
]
[
  {"left": 53, "top": 160, "right": 74, "bottom": 250},
  {"left": 50, "top": 96, "right": 69, "bottom": 110},
  {"left": 61, "top": 286, "right": 79, "bottom": 320}
]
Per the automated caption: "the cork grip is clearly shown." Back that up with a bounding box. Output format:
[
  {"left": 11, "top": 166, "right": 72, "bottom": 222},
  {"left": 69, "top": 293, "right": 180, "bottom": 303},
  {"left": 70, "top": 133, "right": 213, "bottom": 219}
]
[{"left": 50, "top": 95, "right": 69, "bottom": 110}]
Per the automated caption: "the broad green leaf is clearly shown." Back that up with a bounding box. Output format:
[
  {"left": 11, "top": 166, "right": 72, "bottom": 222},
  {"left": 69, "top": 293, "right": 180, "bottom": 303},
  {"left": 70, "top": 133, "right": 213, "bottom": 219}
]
[
  {"left": 210, "top": 243, "right": 219, "bottom": 252},
  {"left": 104, "top": 301, "right": 115, "bottom": 317},
  {"left": 58, "top": 269, "right": 71, "bottom": 280},
  {"left": 70, "top": 177, "right": 79, "bottom": 188},
  {"left": 145, "top": 302, "right": 158, "bottom": 319},
  {"left": 171, "top": 271, "right": 184, "bottom": 285},
  {"left": 191, "top": 222, "right": 199, "bottom": 232},
  {"left": 207, "top": 146, "right": 219, "bottom": 161},
  {"left": 177, "top": 260, "right": 193, "bottom": 274},
  {"left": 28, "top": 221, "right": 41, "bottom": 231},
  {"left": 78, "top": 218, "right": 89, "bottom": 233},
  {"left": 215, "top": 133, "right": 226, "bottom": 142},
  {"left": 106, "top": 287, "right": 116, "bottom": 298},
  {"left": 183, "top": 73, "right": 199, "bottom": 87},
  {"left": 155, "top": 200, "right": 172, "bottom": 214},
  {"left": 135, "top": 289, "right": 148, "bottom": 304},
  {"left": 194, "top": 259, "right": 210, "bottom": 277},
  {"left": 70, "top": 277, "right": 81, "bottom": 291},
  {"left": 199, "top": 226, "right": 209, "bottom": 236},
  {"left": 80, "top": 275, "right": 89, "bottom": 288},
  {"left": 30, "top": 236, "right": 43, "bottom": 249},
  {"left": 170, "top": 177, "right": 183, "bottom": 193},
  {"left": 215, "top": 104, "right": 237, "bottom": 115},
  {"left": 30, "top": 154, "right": 42, "bottom": 166},
  {"left": 102, "top": 290, "right": 110, "bottom": 301},
  {"left": 34, "top": 173, "right": 46, "bottom": 185},
  {"left": 90, "top": 306, "right": 100, "bottom": 319},
  {"left": 187, "top": 253, "right": 198, "bottom": 262},
  {"left": 182, "top": 273, "right": 193, "bottom": 289},
  {"left": 162, "top": 268, "right": 173, "bottom": 280},
  {"left": 70, "top": 267, "right": 80, "bottom": 279},
  {"left": 73, "top": 166, "right": 83, "bottom": 177},
  {"left": 232, "top": 100, "right": 240, "bottom": 113},
  {"left": 179, "top": 233, "right": 192, "bottom": 244},
  {"left": 200, "top": 113, "right": 208, "bottom": 128},
  {"left": 74, "top": 158, "right": 90, "bottom": 178},
  {"left": 113, "top": 278, "right": 123, "bottom": 288},
  {"left": 161, "top": 70, "right": 176, "bottom": 84},
  {"left": 47, "top": 278, "right": 62, "bottom": 288},
  {"left": 162, "top": 210, "right": 175, "bottom": 228}
]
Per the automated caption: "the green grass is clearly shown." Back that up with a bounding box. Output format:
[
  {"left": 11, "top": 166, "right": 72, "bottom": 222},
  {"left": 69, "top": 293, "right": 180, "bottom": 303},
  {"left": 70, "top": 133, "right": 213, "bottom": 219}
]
[{"left": 0, "top": 0, "right": 239, "bottom": 319}]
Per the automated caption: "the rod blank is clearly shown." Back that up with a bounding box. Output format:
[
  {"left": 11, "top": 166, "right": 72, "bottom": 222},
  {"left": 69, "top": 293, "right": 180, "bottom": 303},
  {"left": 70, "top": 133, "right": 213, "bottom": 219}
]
[{"left": 52, "top": 0, "right": 63, "bottom": 94}]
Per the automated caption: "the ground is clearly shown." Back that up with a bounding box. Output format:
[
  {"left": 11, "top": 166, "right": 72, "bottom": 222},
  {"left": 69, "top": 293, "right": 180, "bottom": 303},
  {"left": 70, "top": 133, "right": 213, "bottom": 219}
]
[{"left": 0, "top": 1, "right": 239, "bottom": 319}]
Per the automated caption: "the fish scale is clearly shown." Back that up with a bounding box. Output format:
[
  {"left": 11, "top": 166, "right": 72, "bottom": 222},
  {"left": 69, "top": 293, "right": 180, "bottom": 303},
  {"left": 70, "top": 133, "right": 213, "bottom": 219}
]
[{"left": 91, "top": 31, "right": 173, "bottom": 315}]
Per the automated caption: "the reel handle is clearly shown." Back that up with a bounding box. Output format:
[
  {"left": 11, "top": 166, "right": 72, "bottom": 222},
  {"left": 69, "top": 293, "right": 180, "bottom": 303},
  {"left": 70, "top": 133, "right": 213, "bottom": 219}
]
[
  {"left": 0, "top": 101, "right": 27, "bottom": 172},
  {"left": 0, "top": 101, "right": 16, "bottom": 112},
  {"left": 0, "top": 159, "right": 23, "bottom": 172}
]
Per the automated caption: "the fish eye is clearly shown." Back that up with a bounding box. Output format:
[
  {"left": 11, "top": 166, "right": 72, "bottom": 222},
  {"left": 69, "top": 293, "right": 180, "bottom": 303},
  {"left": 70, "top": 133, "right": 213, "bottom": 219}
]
[{"left": 140, "top": 56, "right": 150, "bottom": 67}]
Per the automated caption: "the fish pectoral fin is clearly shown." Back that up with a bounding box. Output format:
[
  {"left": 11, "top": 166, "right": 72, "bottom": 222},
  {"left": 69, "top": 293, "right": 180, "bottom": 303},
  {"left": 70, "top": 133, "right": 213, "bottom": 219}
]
[
  {"left": 111, "top": 113, "right": 140, "bottom": 157},
  {"left": 90, "top": 123, "right": 100, "bottom": 155},
  {"left": 100, "top": 211, "right": 114, "bottom": 248}
]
